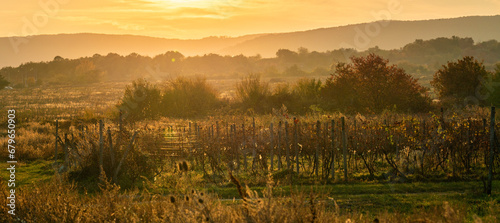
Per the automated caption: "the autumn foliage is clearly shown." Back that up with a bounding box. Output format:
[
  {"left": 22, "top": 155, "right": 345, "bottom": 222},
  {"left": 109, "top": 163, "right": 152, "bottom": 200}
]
[{"left": 322, "top": 54, "right": 431, "bottom": 113}]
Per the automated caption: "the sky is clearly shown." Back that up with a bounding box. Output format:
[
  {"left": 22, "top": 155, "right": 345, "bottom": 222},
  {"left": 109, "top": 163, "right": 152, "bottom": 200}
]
[{"left": 2, "top": 0, "right": 500, "bottom": 39}]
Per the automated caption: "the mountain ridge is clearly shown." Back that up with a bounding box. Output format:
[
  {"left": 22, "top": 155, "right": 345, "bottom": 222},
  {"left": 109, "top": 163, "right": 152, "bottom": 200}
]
[{"left": 1, "top": 15, "right": 499, "bottom": 68}]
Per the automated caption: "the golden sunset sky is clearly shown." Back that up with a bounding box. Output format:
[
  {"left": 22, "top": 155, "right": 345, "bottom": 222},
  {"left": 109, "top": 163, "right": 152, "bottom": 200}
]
[{"left": 2, "top": 0, "right": 499, "bottom": 39}]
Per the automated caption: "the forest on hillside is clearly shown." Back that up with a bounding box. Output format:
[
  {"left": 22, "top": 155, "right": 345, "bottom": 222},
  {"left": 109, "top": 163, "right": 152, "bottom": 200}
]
[{"left": 1, "top": 36, "right": 500, "bottom": 88}]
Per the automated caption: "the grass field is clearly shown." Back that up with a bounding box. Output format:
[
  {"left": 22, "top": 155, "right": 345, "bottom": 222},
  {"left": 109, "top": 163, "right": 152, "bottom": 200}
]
[
  {"left": 1, "top": 158, "right": 499, "bottom": 222},
  {"left": 1, "top": 81, "right": 499, "bottom": 222}
]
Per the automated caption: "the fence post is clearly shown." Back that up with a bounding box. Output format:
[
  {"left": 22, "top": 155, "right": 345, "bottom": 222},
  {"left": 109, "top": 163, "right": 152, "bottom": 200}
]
[
  {"left": 353, "top": 118, "right": 358, "bottom": 171},
  {"left": 216, "top": 121, "right": 220, "bottom": 165},
  {"left": 324, "top": 121, "right": 328, "bottom": 179},
  {"left": 54, "top": 120, "right": 58, "bottom": 163},
  {"left": 233, "top": 124, "right": 239, "bottom": 172},
  {"left": 487, "top": 106, "right": 496, "bottom": 195},
  {"left": 270, "top": 123, "right": 274, "bottom": 171},
  {"left": 294, "top": 118, "right": 299, "bottom": 174},
  {"left": 285, "top": 121, "right": 290, "bottom": 170},
  {"left": 113, "top": 132, "right": 138, "bottom": 183},
  {"left": 342, "top": 117, "right": 348, "bottom": 182},
  {"left": 99, "top": 120, "right": 104, "bottom": 172},
  {"left": 64, "top": 133, "right": 69, "bottom": 168},
  {"left": 108, "top": 127, "right": 114, "bottom": 168},
  {"left": 242, "top": 123, "right": 247, "bottom": 171},
  {"left": 252, "top": 118, "right": 256, "bottom": 170},
  {"left": 118, "top": 110, "right": 123, "bottom": 132},
  {"left": 315, "top": 121, "right": 320, "bottom": 178},
  {"left": 331, "top": 119, "right": 335, "bottom": 180},
  {"left": 228, "top": 123, "right": 233, "bottom": 171},
  {"left": 278, "top": 121, "right": 282, "bottom": 170}
]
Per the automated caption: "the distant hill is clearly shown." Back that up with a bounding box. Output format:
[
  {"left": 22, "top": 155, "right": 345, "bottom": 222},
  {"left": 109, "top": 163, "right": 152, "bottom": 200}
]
[
  {"left": 220, "top": 15, "right": 500, "bottom": 57},
  {"left": 1, "top": 15, "right": 499, "bottom": 68},
  {"left": 0, "top": 33, "right": 265, "bottom": 68}
]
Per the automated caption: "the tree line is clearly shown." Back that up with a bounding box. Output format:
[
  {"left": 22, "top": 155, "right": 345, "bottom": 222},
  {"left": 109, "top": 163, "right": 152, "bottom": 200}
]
[
  {"left": 117, "top": 54, "right": 500, "bottom": 119},
  {"left": 1, "top": 36, "right": 500, "bottom": 88}
]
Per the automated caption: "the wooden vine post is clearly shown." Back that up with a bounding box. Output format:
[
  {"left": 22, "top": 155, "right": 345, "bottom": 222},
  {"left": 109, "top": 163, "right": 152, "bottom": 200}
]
[
  {"left": 107, "top": 127, "right": 114, "bottom": 168},
  {"left": 242, "top": 123, "right": 247, "bottom": 171},
  {"left": 314, "top": 121, "right": 320, "bottom": 177},
  {"left": 252, "top": 118, "right": 256, "bottom": 169},
  {"left": 278, "top": 121, "right": 282, "bottom": 170},
  {"left": 294, "top": 118, "right": 299, "bottom": 174},
  {"left": 113, "top": 131, "right": 138, "bottom": 183},
  {"left": 487, "top": 106, "right": 496, "bottom": 195},
  {"left": 270, "top": 123, "right": 274, "bottom": 171},
  {"left": 342, "top": 117, "right": 348, "bottom": 182},
  {"left": 285, "top": 121, "right": 290, "bottom": 170},
  {"left": 331, "top": 119, "right": 335, "bottom": 180},
  {"left": 54, "top": 120, "right": 58, "bottom": 163},
  {"left": 99, "top": 120, "right": 104, "bottom": 172}
]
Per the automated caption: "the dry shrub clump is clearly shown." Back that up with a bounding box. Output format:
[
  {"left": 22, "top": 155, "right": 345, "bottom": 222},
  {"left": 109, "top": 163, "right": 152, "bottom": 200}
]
[{"left": 0, "top": 122, "right": 54, "bottom": 161}]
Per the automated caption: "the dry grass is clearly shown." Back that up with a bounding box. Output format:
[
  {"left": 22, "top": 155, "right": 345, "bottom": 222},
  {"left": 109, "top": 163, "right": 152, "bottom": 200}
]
[
  {"left": 0, "top": 82, "right": 127, "bottom": 123},
  {"left": 1, "top": 171, "right": 497, "bottom": 223},
  {"left": 0, "top": 122, "right": 54, "bottom": 160}
]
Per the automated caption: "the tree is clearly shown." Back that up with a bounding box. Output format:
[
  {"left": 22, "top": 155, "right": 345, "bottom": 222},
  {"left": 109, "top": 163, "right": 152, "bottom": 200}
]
[
  {"left": 276, "top": 49, "right": 299, "bottom": 65},
  {"left": 321, "top": 53, "right": 430, "bottom": 113},
  {"left": 53, "top": 55, "right": 64, "bottom": 61},
  {"left": 487, "top": 63, "right": 500, "bottom": 107},
  {"left": 0, "top": 75, "right": 10, "bottom": 89},
  {"left": 74, "top": 60, "right": 104, "bottom": 84},
  {"left": 431, "top": 56, "right": 489, "bottom": 106}
]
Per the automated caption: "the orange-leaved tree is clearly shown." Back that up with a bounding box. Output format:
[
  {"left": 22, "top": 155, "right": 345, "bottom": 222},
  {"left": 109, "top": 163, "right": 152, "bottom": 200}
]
[{"left": 322, "top": 53, "right": 431, "bottom": 113}]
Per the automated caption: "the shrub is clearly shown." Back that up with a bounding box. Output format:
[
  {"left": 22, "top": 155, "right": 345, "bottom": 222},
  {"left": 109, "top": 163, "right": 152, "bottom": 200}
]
[
  {"left": 0, "top": 74, "right": 10, "bottom": 89},
  {"left": 117, "top": 78, "right": 162, "bottom": 121},
  {"left": 269, "top": 83, "right": 294, "bottom": 111},
  {"left": 291, "top": 78, "right": 322, "bottom": 114},
  {"left": 236, "top": 74, "right": 271, "bottom": 114},
  {"left": 161, "top": 76, "right": 220, "bottom": 118}
]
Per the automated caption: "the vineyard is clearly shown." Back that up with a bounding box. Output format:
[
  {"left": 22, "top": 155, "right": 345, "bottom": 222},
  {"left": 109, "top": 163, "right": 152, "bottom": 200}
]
[
  {"left": 1, "top": 84, "right": 500, "bottom": 222},
  {"left": 165, "top": 110, "right": 500, "bottom": 184}
]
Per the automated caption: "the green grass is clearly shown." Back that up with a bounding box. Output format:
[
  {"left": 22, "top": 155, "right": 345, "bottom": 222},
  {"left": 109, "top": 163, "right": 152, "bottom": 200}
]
[
  {"left": 205, "top": 179, "right": 500, "bottom": 216},
  {"left": 3, "top": 159, "right": 499, "bottom": 219},
  {"left": 0, "top": 159, "right": 54, "bottom": 186},
  {"left": 206, "top": 180, "right": 499, "bottom": 199}
]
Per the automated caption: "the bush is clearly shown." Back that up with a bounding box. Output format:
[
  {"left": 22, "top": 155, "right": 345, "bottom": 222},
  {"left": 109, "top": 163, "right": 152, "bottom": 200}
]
[
  {"left": 0, "top": 74, "right": 9, "bottom": 89},
  {"left": 291, "top": 78, "right": 322, "bottom": 114},
  {"left": 268, "top": 83, "right": 294, "bottom": 111},
  {"left": 117, "top": 78, "right": 162, "bottom": 121},
  {"left": 236, "top": 74, "right": 271, "bottom": 114},
  {"left": 66, "top": 127, "right": 164, "bottom": 191},
  {"left": 161, "top": 76, "right": 221, "bottom": 118}
]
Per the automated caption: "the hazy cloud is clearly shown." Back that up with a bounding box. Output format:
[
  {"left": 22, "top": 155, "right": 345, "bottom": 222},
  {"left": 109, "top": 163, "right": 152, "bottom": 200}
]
[{"left": 1, "top": 0, "right": 498, "bottom": 38}]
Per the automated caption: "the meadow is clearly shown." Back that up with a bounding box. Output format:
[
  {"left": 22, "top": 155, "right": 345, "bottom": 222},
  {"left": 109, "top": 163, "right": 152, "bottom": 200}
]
[{"left": 0, "top": 81, "right": 499, "bottom": 222}]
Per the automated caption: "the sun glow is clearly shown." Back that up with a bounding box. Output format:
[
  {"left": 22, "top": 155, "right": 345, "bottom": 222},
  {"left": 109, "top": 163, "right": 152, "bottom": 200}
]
[{"left": 151, "top": 0, "right": 216, "bottom": 8}]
